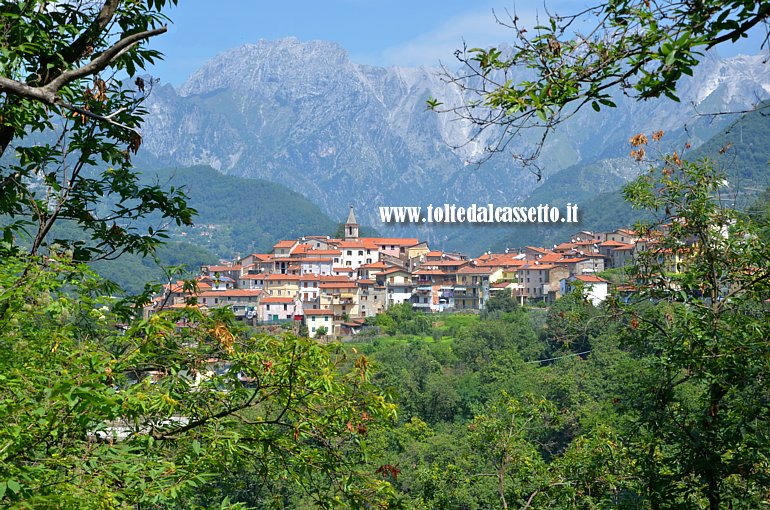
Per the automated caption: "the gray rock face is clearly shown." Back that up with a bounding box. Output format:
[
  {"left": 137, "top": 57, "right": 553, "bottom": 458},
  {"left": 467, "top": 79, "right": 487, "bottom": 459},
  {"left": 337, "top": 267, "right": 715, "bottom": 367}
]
[{"left": 140, "top": 38, "right": 770, "bottom": 244}]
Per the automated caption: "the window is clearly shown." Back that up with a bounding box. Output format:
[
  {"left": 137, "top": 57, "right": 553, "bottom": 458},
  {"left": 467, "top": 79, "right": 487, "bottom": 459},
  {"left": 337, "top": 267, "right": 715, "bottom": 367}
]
[
  {"left": 358, "top": 250, "right": 363, "bottom": 256},
  {"left": 347, "top": 250, "right": 352, "bottom": 256},
  {"left": 366, "top": 249, "right": 371, "bottom": 255},
  {"left": 283, "top": 304, "right": 287, "bottom": 311},
  {"left": 366, "top": 258, "right": 372, "bottom": 264}
]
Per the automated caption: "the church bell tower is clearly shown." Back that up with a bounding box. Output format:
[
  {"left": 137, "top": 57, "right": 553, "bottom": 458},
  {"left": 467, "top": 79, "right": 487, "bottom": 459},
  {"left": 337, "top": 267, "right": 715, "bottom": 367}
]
[{"left": 344, "top": 206, "right": 359, "bottom": 240}]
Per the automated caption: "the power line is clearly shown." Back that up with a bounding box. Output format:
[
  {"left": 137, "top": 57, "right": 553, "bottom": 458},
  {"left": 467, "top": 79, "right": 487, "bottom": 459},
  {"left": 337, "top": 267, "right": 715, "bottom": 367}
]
[{"left": 527, "top": 350, "right": 592, "bottom": 364}]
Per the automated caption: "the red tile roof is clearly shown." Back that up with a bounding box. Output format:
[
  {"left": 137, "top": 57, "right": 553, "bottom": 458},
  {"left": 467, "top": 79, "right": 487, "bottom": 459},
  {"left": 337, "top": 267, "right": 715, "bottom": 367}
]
[
  {"left": 290, "top": 243, "right": 311, "bottom": 254},
  {"left": 295, "top": 257, "right": 333, "bottom": 263},
  {"left": 380, "top": 267, "right": 410, "bottom": 275},
  {"left": 359, "top": 261, "right": 389, "bottom": 269},
  {"left": 240, "top": 273, "right": 268, "bottom": 280},
  {"left": 320, "top": 275, "right": 353, "bottom": 282},
  {"left": 320, "top": 282, "right": 358, "bottom": 289},
  {"left": 261, "top": 296, "right": 296, "bottom": 304},
  {"left": 204, "top": 265, "right": 240, "bottom": 272},
  {"left": 573, "top": 275, "right": 608, "bottom": 283},
  {"left": 362, "top": 237, "right": 420, "bottom": 246},
  {"left": 199, "top": 289, "right": 263, "bottom": 298},
  {"left": 304, "top": 309, "right": 334, "bottom": 316},
  {"left": 525, "top": 246, "right": 551, "bottom": 254},
  {"left": 265, "top": 274, "right": 301, "bottom": 281}
]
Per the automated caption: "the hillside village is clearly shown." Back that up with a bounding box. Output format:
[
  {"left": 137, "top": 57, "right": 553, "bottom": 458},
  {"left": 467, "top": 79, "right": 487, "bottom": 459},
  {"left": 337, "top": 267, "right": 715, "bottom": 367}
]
[{"left": 145, "top": 207, "right": 651, "bottom": 338}]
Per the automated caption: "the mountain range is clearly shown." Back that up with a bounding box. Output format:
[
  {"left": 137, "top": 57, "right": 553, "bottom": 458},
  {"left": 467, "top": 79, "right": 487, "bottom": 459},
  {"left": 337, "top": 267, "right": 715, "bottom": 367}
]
[{"left": 137, "top": 37, "right": 770, "bottom": 254}]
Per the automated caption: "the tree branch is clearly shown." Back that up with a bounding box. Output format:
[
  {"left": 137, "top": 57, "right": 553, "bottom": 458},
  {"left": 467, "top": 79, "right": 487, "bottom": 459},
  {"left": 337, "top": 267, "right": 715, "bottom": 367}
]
[
  {"left": 45, "top": 26, "right": 167, "bottom": 92},
  {"left": 0, "top": 26, "right": 166, "bottom": 107},
  {"left": 59, "top": 0, "right": 122, "bottom": 68}
]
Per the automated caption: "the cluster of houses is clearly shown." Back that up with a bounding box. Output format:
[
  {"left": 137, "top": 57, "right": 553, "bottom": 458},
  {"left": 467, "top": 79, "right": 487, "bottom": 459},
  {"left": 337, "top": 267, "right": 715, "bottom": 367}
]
[{"left": 145, "top": 207, "right": 650, "bottom": 338}]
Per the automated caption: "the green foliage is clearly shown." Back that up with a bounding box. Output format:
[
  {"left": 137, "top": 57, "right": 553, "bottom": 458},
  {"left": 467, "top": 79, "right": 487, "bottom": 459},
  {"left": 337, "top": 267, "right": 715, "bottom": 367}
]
[
  {"left": 0, "top": 0, "right": 195, "bottom": 261},
  {"left": 0, "top": 4, "right": 401, "bottom": 507},
  {"left": 618, "top": 156, "right": 770, "bottom": 508},
  {"left": 543, "top": 291, "right": 603, "bottom": 355},
  {"left": 481, "top": 290, "right": 519, "bottom": 315},
  {"left": 0, "top": 255, "right": 398, "bottom": 508},
  {"left": 369, "top": 302, "right": 432, "bottom": 336},
  {"left": 350, "top": 157, "right": 770, "bottom": 508}
]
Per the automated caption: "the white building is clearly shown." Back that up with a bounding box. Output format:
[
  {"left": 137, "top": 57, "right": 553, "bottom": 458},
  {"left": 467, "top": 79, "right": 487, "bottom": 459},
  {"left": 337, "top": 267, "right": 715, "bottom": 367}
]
[{"left": 560, "top": 275, "right": 610, "bottom": 306}]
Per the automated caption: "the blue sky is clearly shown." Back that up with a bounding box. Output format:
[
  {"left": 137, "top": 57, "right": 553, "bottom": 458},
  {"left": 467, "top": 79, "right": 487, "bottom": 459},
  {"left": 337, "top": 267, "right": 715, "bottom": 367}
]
[{"left": 147, "top": 0, "right": 768, "bottom": 86}]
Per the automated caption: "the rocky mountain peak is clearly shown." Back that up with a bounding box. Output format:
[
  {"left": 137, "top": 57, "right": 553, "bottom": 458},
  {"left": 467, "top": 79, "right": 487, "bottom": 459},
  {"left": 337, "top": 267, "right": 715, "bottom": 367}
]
[
  {"left": 141, "top": 39, "right": 770, "bottom": 250},
  {"left": 178, "top": 38, "right": 352, "bottom": 97}
]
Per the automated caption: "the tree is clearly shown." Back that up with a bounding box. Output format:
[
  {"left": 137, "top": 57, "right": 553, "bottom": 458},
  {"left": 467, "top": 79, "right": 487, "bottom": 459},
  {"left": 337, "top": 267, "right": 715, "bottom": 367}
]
[
  {"left": 482, "top": 290, "right": 519, "bottom": 315},
  {"left": 617, "top": 144, "right": 770, "bottom": 508},
  {"left": 0, "top": 0, "right": 194, "bottom": 262},
  {"left": 0, "top": 3, "right": 400, "bottom": 507},
  {"left": 467, "top": 392, "right": 554, "bottom": 509},
  {"left": 430, "top": 0, "right": 770, "bottom": 170},
  {"left": 0, "top": 259, "right": 398, "bottom": 507}
]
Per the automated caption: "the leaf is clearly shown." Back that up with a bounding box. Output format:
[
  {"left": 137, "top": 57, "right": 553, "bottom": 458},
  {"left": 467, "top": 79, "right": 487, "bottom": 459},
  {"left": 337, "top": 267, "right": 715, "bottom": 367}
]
[{"left": 6, "top": 479, "right": 20, "bottom": 494}]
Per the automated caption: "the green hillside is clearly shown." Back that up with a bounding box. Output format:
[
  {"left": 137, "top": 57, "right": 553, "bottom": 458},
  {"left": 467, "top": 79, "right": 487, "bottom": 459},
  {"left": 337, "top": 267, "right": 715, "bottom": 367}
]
[
  {"left": 686, "top": 100, "right": 770, "bottom": 208},
  {"left": 13, "top": 165, "right": 342, "bottom": 294},
  {"left": 140, "top": 165, "right": 338, "bottom": 257}
]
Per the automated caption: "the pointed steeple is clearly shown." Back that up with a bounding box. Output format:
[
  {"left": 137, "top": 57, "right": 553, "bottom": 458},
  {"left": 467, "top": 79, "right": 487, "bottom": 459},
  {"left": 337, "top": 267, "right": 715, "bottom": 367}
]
[
  {"left": 344, "top": 206, "right": 359, "bottom": 240},
  {"left": 345, "top": 206, "right": 357, "bottom": 225}
]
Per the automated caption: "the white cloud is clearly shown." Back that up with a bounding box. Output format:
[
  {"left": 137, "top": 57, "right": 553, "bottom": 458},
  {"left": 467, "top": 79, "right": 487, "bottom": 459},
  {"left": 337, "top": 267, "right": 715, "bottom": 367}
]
[{"left": 373, "top": 2, "right": 574, "bottom": 68}]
